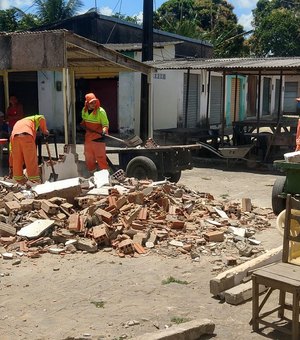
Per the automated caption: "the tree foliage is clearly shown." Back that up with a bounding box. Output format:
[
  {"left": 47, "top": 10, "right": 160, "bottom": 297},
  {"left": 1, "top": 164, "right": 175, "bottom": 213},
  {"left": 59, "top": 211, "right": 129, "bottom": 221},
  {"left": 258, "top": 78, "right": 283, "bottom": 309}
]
[
  {"left": 0, "top": 9, "right": 19, "bottom": 32},
  {"left": 112, "top": 12, "right": 140, "bottom": 24},
  {"left": 153, "top": 0, "right": 247, "bottom": 57},
  {"left": 250, "top": 0, "right": 300, "bottom": 56},
  {"left": 33, "top": 0, "right": 84, "bottom": 24}
]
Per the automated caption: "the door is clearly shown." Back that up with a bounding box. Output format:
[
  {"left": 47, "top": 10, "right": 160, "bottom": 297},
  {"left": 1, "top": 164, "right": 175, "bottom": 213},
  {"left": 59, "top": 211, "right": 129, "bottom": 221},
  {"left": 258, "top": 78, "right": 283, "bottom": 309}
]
[
  {"left": 284, "top": 82, "right": 298, "bottom": 113},
  {"left": 247, "top": 75, "right": 257, "bottom": 117},
  {"left": 89, "top": 79, "right": 118, "bottom": 132},
  {"left": 210, "top": 76, "right": 223, "bottom": 125},
  {"left": 262, "top": 77, "right": 271, "bottom": 116},
  {"left": 183, "top": 73, "right": 199, "bottom": 128},
  {"left": 274, "top": 79, "right": 281, "bottom": 115},
  {"left": 230, "top": 77, "right": 241, "bottom": 123}
]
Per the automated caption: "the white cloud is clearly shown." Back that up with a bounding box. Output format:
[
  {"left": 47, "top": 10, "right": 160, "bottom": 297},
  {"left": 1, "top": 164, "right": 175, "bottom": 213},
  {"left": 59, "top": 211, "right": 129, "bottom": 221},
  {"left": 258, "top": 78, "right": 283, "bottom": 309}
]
[
  {"left": 231, "top": 0, "right": 258, "bottom": 9},
  {"left": 239, "top": 13, "right": 253, "bottom": 31},
  {"left": 100, "top": 6, "right": 113, "bottom": 16},
  {"left": 0, "top": 0, "right": 33, "bottom": 10},
  {"left": 135, "top": 11, "right": 143, "bottom": 24}
]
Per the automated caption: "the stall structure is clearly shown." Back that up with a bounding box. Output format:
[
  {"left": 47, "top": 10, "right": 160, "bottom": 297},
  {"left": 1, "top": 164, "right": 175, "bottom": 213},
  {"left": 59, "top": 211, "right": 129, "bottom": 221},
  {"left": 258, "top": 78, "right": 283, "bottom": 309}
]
[
  {"left": 0, "top": 30, "right": 155, "bottom": 145},
  {"left": 149, "top": 57, "right": 300, "bottom": 160}
]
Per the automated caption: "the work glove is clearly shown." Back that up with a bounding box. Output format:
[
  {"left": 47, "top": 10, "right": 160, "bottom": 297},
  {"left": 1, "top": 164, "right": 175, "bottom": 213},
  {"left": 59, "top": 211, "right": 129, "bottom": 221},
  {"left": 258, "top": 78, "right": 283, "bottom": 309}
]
[{"left": 102, "top": 127, "right": 108, "bottom": 136}]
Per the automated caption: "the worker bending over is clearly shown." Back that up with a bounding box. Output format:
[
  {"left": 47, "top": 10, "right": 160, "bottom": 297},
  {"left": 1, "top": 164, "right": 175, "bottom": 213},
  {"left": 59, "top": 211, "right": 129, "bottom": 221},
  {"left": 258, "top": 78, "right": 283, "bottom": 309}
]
[
  {"left": 10, "top": 115, "right": 49, "bottom": 184},
  {"left": 80, "top": 93, "right": 109, "bottom": 175}
]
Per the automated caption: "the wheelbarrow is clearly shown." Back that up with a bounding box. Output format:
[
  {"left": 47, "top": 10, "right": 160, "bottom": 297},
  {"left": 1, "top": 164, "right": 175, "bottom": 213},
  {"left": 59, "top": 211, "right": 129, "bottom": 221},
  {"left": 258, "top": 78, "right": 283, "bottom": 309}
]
[
  {"left": 272, "top": 160, "right": 300, "bottom": 215},
  {"left": 197, "top": 142, "right": 254, "bottom": 161}
]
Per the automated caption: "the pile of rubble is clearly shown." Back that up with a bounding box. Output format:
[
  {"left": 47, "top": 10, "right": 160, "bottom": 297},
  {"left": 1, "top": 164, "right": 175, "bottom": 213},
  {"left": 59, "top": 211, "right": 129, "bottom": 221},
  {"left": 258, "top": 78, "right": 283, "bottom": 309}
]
[{"left": 0, "top": 174, "right": 276, "bottom": 268}]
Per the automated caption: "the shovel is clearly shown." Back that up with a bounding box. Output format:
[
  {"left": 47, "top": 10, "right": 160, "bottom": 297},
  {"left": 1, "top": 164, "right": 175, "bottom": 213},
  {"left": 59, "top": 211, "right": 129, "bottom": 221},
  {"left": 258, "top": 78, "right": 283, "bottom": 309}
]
[
  {"left": 44, "top": 140, "right": 59, "bottom": 182},
  {"left": 82, "top": 126, "right": 143, "bottom": 147},
  {"left": 105, "top": 133, "right": 143, "bottom": 147}
]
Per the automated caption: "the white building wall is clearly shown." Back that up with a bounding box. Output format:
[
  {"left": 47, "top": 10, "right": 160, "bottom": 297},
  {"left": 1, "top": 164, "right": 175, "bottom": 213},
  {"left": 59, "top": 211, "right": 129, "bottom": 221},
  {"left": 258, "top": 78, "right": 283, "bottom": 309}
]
[
  {"left": 152, "top": 70, "right": 183, "bottom": 130},
  {"left": 37, "top": 71, "right": 64, "bottom": 132}
]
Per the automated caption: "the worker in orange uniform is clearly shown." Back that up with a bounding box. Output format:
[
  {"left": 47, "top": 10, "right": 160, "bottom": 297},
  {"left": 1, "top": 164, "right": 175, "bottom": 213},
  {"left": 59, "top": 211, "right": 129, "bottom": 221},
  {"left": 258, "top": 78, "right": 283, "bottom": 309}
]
[
  {"left": 10, "top": 115, "right": 49, "bottom": 184},
  {"left": 6, "top": 95, "right": 24, "bottom": 134},
  {"left": 80, "top": 93, "right": 109, "bottom": 175}
]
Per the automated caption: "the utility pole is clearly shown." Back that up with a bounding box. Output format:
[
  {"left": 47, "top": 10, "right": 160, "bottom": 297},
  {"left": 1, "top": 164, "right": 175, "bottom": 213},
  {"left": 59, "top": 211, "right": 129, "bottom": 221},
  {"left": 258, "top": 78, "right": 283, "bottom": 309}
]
[{"left": 140, "top": 0, "right": 153, "bottom": 141}]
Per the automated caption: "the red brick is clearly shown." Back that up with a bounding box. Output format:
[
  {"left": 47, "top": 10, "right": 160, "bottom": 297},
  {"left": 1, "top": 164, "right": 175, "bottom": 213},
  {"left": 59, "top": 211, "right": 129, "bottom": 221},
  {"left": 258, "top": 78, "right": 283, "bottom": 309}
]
[
  {"left": 118, "top": 239, "right": 134, "bottom": 254},
  {"left": 138, "top": 207, "right": 148, "bottom": 220},
  {"left": 169, "top": 220, "right": 185, "bottom": 229},
  {"left": 203, "top": 230, "right": 224, "bottom": 242},
  {"left": 95, "top": 208, "right": 113, "bottom": 225},
  {"left": 68, "top": 213, "right": 81, "bottom": 231},
  {"left": 133, "top": 243, "right": 146, "bottom": 254},
  {"left": 116, "top": 196, "right": 128, "bottom": 209},
  {"left": 108, "top": 196, "right": 117, "bottom": 207},
  {"left": 5, "top": 201, "right": 21, "bottom": 213}
]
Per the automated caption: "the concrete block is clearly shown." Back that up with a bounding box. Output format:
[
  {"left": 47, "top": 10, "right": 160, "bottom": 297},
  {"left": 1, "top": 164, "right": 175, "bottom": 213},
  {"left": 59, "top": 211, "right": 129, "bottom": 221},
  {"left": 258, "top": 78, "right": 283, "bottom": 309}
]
[
  {"left": 132, "top": 318, "right": 215, "bottom": 340},
  {"left": 224, "top": 280, "right": 267, "bottom": 305},
  {"left": 210, "top": 246, "right": 282, "bottom": 296}
]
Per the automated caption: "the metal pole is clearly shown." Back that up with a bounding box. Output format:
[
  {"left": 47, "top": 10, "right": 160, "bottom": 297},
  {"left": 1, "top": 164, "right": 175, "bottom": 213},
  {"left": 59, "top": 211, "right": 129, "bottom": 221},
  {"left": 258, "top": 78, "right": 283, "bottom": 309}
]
[
  {"left": 257, "top": 71, "right": 262, "bottom": 133},
  {"left": 140, "top": 0, "right": 153, "bottom": 141},
  {"left": 206, "top": 70, "right": 211, "bottom": 127},
  {"left": 184, "top": 69, "right": 190, "bottom": 128},
  {"left": 234, "top": 74, "right": 238, "bottom": 122},
  {"left": 277, "top": 70, "right": 283, "bottom": 122},
  {"left": 221, "top": 70, "right": 226, "bottom": 146}
]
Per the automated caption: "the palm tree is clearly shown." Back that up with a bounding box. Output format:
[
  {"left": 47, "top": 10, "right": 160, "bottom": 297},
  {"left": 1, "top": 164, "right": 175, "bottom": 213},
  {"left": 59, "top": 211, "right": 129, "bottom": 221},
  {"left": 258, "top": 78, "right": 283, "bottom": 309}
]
[{"left": 33, "top": 0, "right": 83, "bottom": 24}]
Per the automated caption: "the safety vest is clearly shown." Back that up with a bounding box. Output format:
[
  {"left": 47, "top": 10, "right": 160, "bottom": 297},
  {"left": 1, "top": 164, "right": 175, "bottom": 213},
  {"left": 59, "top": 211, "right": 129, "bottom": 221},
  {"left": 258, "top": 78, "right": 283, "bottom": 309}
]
[{"left": 81, "top": 107, "right": 109, "bottom": 142}]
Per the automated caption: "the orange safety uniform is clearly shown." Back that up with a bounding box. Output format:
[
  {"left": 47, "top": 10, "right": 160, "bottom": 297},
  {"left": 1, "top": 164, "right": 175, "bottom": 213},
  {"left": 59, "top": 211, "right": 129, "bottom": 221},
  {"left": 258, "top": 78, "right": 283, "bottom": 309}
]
[
  {"left": 80, "top": 93, "right": 109, "bottom": 172},
  {"left": 10, "top": 115, "right": 48, "bottom": 183}
]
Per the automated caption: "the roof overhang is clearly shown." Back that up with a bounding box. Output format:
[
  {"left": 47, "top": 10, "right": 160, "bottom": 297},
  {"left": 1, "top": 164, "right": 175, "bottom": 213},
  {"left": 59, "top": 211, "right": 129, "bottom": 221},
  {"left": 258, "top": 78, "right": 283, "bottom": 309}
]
[
  {"left": 0, "top": 30, "right": 155, "bottom": 78},
  {"left": 148, "top": 57, "right": 300, "bottom": 76}
]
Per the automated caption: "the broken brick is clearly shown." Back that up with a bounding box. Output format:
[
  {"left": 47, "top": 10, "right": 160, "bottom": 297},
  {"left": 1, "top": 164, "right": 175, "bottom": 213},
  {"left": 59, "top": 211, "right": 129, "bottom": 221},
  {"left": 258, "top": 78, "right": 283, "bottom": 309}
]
[{"left": 203, "top": 230, "right": 224, "bottom": 242}]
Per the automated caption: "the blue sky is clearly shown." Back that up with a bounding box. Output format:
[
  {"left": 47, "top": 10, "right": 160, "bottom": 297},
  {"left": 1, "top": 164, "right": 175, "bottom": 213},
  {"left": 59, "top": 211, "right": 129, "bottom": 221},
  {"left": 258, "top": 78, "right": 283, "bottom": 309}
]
[{"left": 0, "top": 0, "right": 258, "bottom": 31}]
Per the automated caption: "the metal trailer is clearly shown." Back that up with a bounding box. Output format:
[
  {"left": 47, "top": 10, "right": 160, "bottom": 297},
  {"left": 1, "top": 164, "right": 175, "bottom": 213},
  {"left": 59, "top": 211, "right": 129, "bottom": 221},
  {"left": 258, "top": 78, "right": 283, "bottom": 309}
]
[
  {"left": 106, "top": 144, "right": 200, "bottom": 183},
  {"left": 272, "top": 160, "right": 300, "bottom": 215}
]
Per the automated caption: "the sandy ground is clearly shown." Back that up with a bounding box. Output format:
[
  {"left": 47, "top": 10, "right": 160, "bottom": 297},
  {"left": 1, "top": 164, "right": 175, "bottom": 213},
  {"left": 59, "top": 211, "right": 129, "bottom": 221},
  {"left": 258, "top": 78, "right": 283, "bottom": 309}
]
[{"left": 0, "top": 145, "right": 288, "bottom": 340}]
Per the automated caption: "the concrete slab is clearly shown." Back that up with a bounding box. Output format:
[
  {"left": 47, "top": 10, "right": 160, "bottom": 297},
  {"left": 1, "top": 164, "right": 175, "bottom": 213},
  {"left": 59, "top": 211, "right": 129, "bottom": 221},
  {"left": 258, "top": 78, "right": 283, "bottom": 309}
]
[{"left": 132, "top": 319, "right": 215, "bottom": 340}]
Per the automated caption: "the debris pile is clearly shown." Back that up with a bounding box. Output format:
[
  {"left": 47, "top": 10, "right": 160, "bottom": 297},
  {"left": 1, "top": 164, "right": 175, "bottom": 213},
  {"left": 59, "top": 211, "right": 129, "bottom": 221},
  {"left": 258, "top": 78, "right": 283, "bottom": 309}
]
[{"left": 0, "top": 175, "right": 276, "bottom": 267}]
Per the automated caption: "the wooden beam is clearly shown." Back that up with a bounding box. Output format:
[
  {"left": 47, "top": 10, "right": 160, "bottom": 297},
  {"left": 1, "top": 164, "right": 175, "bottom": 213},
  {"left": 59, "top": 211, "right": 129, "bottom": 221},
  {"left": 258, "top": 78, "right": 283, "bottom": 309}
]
[{"left": 65, "top": 34, "right": 153, "bottom": 75}]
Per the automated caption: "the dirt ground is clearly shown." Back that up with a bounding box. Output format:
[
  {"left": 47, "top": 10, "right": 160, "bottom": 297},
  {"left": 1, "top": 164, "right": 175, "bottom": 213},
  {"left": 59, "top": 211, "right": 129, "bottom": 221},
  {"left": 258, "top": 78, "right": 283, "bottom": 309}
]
[{"left": 0, "top": 150, "right": 287, "bottom": 340}]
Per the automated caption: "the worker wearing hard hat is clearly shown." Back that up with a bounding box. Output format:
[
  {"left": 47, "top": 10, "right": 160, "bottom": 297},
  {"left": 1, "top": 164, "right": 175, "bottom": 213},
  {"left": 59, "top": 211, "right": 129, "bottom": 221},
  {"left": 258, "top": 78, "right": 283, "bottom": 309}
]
[
  {"left": 10, "top": 115, "right": 49, "bottom": 184},
  {"left": 80, "top": 93, "right": 109, "bottom": 174}
]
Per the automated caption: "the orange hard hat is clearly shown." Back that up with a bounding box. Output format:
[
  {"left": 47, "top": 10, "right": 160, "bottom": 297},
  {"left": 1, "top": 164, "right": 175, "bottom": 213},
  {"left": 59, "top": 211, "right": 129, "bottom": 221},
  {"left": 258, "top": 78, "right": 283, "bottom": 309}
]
[{"left": 85, "top": 93, "right": 98, "bottom": 103}]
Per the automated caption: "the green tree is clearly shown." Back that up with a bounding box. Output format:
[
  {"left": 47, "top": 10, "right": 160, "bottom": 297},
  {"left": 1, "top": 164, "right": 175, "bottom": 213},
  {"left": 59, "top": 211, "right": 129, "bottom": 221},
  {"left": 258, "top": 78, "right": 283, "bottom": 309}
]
[
  {"left": 153, "top": 0, "right": 247, "bottom": 57},
  {"left": 250, "top": 0, "right": 300, "bottom": 56},
  {"left": 112, "top": 12, "right": 140, "bottom": 24},
  {"left": 33, "top": 0, "right": 83, "bottom": 24},
  {"left": 0, "top": 9, "right": 19, "bottom": 32}
]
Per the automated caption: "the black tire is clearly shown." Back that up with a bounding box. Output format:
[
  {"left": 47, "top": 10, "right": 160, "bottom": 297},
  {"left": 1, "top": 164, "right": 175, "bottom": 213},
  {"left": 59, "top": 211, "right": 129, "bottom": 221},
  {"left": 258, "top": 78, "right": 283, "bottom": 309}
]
[
  {"left": 272, "top": 176, "right": 286, "bottom": 215},
  {"left": 126, "top": 156, "right": 158, "bottom": 181},
  {"left": 163, "top": 171, "right": 182, "bottom": 183}
]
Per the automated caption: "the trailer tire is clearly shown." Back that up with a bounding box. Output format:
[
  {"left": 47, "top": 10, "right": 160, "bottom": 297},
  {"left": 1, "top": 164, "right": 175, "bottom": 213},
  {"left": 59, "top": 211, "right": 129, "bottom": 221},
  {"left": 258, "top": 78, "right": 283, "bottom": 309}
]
[
  {"left": 126, "top": 156, "right": 158, "bottom": 181},
  {"left": 272, "top": 176, "right": 286, "bottom": 215},
  {"left": 163, "top": 171, "right": 182, "bottom": 183}
]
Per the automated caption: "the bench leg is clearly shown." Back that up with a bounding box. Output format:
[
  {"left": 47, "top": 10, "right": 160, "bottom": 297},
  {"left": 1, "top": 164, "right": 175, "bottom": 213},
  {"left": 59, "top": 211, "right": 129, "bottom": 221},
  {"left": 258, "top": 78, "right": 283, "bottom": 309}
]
[
  {"left": 278, "top": 290, "right": 286, "bottom": 318},
  {"left": 252, "top": 276, "right": 259, "bottom": 332},
  {"left": 292, "top": 291, "right": 299, "bottom": 340}
]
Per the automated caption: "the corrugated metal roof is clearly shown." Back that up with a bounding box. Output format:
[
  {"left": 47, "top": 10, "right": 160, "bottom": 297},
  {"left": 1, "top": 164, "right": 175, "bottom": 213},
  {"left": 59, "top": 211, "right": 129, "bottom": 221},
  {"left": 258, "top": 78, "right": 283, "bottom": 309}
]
[
  {"left": 104, "top": 41, "right": 183, "bottom": 52},
  {"left": 148, "top": 57, "right": 300, "bottom": 75},
  {"left": 0, "top": 30, "right": 154, "bottom": 76}
]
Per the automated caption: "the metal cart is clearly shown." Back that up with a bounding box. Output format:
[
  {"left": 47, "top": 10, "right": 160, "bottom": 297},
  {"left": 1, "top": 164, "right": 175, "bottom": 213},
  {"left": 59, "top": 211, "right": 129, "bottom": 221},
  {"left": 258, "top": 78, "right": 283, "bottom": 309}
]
[
  {"left": 106, "top": 144, "right": 200, "bottom": 182},
  {"left": 272, "top": 160, "right": 300, "bottom": 214}
]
